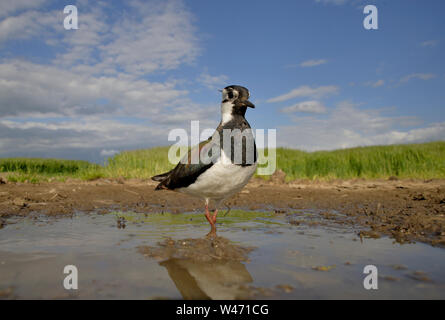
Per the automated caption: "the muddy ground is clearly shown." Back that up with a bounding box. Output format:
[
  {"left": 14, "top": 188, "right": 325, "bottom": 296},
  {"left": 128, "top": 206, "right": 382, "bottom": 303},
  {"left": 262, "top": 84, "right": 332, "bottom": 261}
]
[{"left": 0, "top": 175, "right": 444, "bottom": 247}]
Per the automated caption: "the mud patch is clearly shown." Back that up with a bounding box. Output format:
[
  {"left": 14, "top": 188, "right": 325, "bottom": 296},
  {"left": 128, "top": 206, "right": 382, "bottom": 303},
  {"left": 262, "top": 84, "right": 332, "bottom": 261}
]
[{"left": 0, "top": 179, "right": 444, "bottom": 246}]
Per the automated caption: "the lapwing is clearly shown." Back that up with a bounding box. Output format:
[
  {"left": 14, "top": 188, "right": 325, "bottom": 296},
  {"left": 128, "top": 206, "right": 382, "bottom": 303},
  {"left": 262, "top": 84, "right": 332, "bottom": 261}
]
[{"left": 152, "top": 85, "right": 257, "bottom": 235}]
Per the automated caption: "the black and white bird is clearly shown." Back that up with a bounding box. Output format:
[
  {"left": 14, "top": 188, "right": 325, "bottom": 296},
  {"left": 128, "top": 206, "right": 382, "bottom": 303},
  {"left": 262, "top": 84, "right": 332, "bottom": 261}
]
[{"left": 152, "top": 85, "right": 257, "bottom": 235}]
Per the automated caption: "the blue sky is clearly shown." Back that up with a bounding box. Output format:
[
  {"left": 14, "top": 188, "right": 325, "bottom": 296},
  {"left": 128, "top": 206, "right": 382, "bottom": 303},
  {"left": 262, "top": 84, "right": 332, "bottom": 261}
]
[{"left": 0, "top": 0, "right": 444, "bottom": 162}]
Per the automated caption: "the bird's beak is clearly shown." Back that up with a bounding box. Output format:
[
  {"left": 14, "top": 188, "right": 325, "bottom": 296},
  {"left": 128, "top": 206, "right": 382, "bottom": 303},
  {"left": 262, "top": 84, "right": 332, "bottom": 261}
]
[
  {"left": 217, "top": 89, "right": 223, "bottom": 92},
  {"left": 244, "top": 100, "right": 255, "bottom": 108}
]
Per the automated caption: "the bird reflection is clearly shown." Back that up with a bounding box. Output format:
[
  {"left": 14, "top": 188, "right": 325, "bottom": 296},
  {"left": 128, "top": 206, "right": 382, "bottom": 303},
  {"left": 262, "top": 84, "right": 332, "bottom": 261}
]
[
  {"left": 145, "top": 235, "right": 254, "bottom": 300},
  {"left": 160, "top": 257, "right": 253, "bottom": 300}
]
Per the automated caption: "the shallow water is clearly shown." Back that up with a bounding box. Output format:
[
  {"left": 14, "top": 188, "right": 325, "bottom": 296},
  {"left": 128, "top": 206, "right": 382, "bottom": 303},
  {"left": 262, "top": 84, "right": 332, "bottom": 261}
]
[{"left": 0, "top": 210, "right": 444, "bottom": 299}]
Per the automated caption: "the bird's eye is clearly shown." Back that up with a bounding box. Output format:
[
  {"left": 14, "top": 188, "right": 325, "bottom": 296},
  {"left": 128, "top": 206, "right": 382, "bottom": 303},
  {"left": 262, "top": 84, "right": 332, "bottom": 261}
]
[{"left": 228, "top": 91, "right": 234, "bottom": 99}]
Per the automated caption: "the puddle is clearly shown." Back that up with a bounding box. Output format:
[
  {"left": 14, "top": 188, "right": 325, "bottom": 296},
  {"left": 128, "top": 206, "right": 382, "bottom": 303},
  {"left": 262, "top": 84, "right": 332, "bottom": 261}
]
[{"left": 0, "top": 210, "right": 445, "bottom": 299}]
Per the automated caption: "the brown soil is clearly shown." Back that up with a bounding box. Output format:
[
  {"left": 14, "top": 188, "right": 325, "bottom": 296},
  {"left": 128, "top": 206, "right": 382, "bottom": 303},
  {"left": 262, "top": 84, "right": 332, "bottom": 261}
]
[{"left": 0, "top": 177, "right": 444, "bottom": 246}]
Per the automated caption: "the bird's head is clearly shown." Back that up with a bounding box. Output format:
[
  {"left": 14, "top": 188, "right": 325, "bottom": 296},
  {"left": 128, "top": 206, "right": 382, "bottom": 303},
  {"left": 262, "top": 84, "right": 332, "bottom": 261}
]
[
  {"left": 221, "top": 85, "right": 254, "bottom": 107},
  {"left": 220, "top": 85, "right": 255, "bottom": 120}
]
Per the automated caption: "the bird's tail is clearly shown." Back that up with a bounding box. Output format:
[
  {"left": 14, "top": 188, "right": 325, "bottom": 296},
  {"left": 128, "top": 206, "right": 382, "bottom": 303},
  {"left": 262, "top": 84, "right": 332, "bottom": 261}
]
[{"left": 151, "top": 171, "right": 170, "bottom": 182}]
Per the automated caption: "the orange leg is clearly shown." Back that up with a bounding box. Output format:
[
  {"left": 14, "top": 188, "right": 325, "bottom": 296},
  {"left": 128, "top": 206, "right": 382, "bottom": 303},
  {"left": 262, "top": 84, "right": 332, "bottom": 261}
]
[
  {"left": 204, "top": 203, "right": 218, "bottom": 237},
  {"left": 211, "top": 209, "right": 218, "bottom": 224}
]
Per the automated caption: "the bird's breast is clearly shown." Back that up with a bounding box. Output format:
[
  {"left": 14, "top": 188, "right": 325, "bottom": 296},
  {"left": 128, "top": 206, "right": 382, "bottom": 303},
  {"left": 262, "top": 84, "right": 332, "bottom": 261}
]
[{"left": 178, "top": 152, "right": 257, "bottom": 201}]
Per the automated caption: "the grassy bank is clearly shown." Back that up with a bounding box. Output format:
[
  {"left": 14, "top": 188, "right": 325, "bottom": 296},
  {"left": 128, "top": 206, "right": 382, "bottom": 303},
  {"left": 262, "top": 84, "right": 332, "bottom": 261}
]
[
  {"left": 273, "top": 141, "right": 445, "bottom": 180},
  {"left": 1, "top": 141, "right": 444, "bottom": 183},
  {"left": 0, "top": 158, "right": 102, "bottom": 183}
]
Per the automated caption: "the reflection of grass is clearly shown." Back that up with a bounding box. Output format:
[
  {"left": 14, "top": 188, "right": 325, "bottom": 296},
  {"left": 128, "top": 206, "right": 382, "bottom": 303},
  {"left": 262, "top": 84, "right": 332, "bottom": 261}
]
[
  {"left": 1, "top": 141, "right": 444, "bottom": 182},
  {"left": 110, "top": 210, "right": 282, "bottom": 227}
]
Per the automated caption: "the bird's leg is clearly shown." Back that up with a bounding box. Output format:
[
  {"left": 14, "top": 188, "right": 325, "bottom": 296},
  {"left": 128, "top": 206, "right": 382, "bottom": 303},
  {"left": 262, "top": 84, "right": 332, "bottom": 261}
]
[
  {"left": 204, "top": 203, "right": 216, "bottom": 229},
  {"left": 223, "top": 204, "right": 232, "bottom": 217},
  {"left": 211, "top": 209, "right": 218, "bottom": 224},
  {"left": 204, "top": 203, "right": 212, "bottom": 224},
  {"left": 204, "top": 203, "right": 217, "bottom": 237}
]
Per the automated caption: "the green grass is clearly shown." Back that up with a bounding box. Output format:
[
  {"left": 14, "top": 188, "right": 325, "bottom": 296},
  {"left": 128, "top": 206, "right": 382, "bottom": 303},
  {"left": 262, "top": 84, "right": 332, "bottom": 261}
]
[
  {"left": 271, "top": 141, "right": 445, "bottom": 180},
  {"left": 0, "top": 158, "right": 100, "bottom": 183},
  {"left": 1, "top": 141, "right": 444, "bottom": 182},
  {"left": 101, "top": 147, "right": 175, "bottom": 179},
  {"left": 0, "top": 157, "right": 92, "bottom": 174}
]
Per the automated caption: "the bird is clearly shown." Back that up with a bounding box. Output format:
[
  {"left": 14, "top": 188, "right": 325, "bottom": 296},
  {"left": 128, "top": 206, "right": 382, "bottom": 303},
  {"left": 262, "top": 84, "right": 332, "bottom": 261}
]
[{"left": 152, "top": 85, "right": 257, "bottom": 236}]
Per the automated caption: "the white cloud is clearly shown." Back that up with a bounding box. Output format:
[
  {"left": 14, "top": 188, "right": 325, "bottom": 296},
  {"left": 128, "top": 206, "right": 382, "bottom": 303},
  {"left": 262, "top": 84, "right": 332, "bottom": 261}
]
[
  {"left": 300, "top": 59, "right": 327, "bottom": 67},
  {"left": 1, "top": 1, "right": 200, "bottom": 75},
  {"left": 52, "top": 7, "right": 109, "bottom": 67},
  {"left": 400, "top": 73, "right": 436, "bottom": 83},
  {"left": 0, "top": 113, "right": 220, "bottom": 161},
  {"left": 99, "top": 1, "right": 200, "bottom": 75},
  {"left": 0, "top": 118, "right": 165, "bottom": 160},
  {"left": 100, "top": 149, "right": 119, "bottom": 157},
  {"left": 281, "top": 100, "right": 327, "bottom": 114},
  {"left": 267, "top": 85, "right": 339, "bottom": 103},
  {"left": 198, "top": 72, "right": 228, "bottom": 90},
  {"left": 0, "top": 9, "right": 61, "bottom": 44},
  {"left": 366, "top": 79, "right": 384, "bottom": 88},
  {"left": 0, "top": 0, "right": 48, "bottom": 18},
  {"left": 0, "top": 0, "right": 210, "bottom": 161},
  {"left": 0, "top": 60, "right": 187, "bottom": 118},
  {"left": 421, "top": 40, "right": 439, "bottom": 47},
  {"left": 277, "top": 101, "right": 445, "bottom": 151}
]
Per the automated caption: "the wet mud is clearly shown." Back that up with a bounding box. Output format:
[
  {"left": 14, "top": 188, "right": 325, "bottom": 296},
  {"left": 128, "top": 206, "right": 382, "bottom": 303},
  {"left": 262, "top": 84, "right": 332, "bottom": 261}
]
[{"left": 0, "top": 178, "right": 444, "bottom": 246}]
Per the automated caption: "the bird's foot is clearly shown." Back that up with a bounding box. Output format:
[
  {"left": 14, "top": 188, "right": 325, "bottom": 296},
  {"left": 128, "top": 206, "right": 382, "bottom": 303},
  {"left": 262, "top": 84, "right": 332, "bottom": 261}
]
[{"left": 206, "top": 225, "right": 217, "bottom": 238}]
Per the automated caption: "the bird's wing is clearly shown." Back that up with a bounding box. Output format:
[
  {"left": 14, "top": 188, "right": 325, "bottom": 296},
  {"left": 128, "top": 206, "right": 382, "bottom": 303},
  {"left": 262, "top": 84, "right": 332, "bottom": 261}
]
[{"left": 154, "top": 137, "right": 220, "bottom": 190}]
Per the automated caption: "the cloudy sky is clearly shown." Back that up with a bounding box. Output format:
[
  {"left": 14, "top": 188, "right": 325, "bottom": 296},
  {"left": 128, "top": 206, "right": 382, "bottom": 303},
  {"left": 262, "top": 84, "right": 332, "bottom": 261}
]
[{"left": 0, "top": 0, "right": 444, "bottom": 162}]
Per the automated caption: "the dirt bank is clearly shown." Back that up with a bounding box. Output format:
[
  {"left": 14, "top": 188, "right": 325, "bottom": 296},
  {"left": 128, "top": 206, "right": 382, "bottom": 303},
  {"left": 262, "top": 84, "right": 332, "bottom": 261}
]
[{"left": 0, "top": 177, "right": 444, "bottom": 246}]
